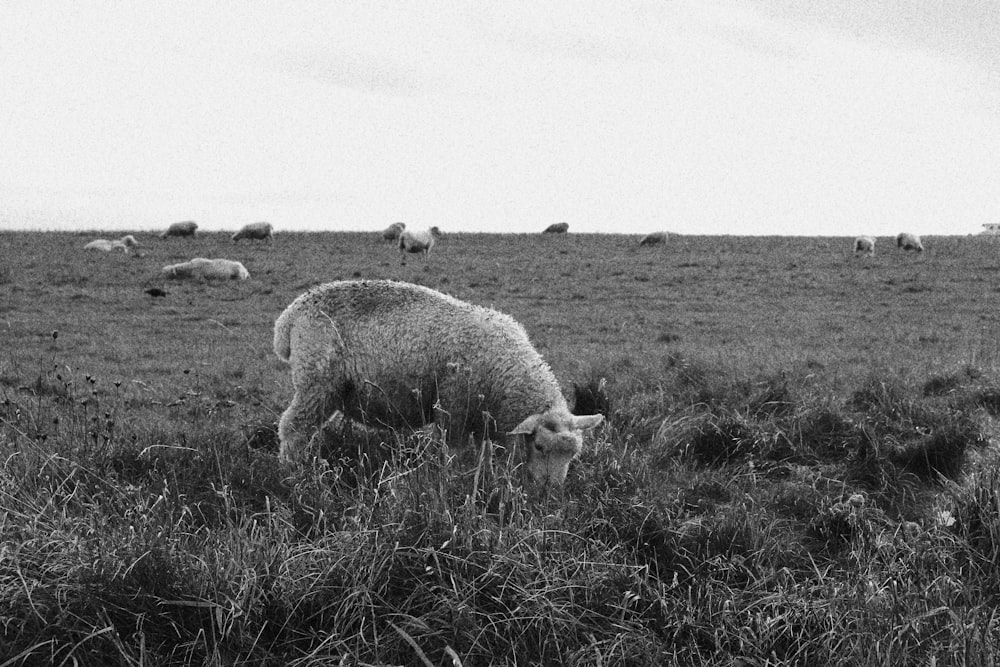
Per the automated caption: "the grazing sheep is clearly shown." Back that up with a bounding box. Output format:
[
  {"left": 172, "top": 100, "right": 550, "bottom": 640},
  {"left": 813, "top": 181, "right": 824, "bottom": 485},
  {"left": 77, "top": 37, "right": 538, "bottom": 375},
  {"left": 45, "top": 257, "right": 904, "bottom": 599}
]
[
  {"left": 381, "top": 222, "right": 406, "bottom": 241},
  {"left": 83, "top": 235, "right": 140, "bottom": 253},
  {"left": 854, "top": 236, "right": 876, "bottom": 256},
  {"left": 640, "top": 231, "right": 669, "bottom": 247},
  {"left": 160, "top": 221, "right": 198, "bottom": 239},
  {"left": 273, "top": 280, "right": 605, "bottom": 485},
  {"left": 543, "top": 222, "right": 570, "bottom": 234},
  {"left": 896, "top": 233, "right": 924, "bottom": 252},
  {"left": 232, "top": 221, "right": 274, "bottom": 243},
  {"left": 398, "top": 226, "right": 442, "bottom": 264},
  {"left": 162, "top": 257, "right": 250, "bottom": 280}
]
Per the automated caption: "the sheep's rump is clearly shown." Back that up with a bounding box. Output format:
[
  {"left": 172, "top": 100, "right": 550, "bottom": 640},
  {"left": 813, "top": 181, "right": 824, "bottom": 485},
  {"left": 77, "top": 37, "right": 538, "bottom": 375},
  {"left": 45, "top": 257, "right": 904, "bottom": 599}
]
[
  {"left": 381, "top": 222, "right": 406, "bottom": 240},
  {"left": 273, "top": 280, "right": 564, "bottom": 436},
  {"left": 398, "top": 227, "right": 441, "bottom": 257},
  {"left": 854, "top": 236, "right": 875, "bottom": 254},
  {"left": 232, "top": 222, "right": 273, "bottom": 242},
  {"left": 161, "top": 221, "right": 198, "bottom": 238},
  {"left": 640, "top": 231, "right": 668, "bottom": 246},
  {"left": 896, "top": 233, "right": 923, "bottom": 251},
  {"left": 162, "top": 258, "right": 250, "bottom": 280},
  {"left": 84, "top": 235, "right": 138, "bottom": 252},
  {"left": 543, "top": 222, "right": 569, "bottom": 233}
]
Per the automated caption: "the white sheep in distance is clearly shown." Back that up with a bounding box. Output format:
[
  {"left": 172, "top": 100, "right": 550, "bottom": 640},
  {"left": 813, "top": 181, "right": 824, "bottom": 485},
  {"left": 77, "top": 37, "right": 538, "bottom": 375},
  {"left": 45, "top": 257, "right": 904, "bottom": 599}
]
[
  {"left": 543, "top": 222, "right": 570, "bottom": 233},
  {"left": 854, "top": 236, "right": 876, "bottom": 256},
  {"left": 381, "top": 222, "right": 406, "bottom": 240},
  {"left": 398, "top": 226, "right": 442, "bottom": 264},
  {"left": 84, "top": 235, "right": 140, "bottom": 253},
  {"left": 896, "top": 232, "right": 924, "bottom": 252},
  {"left": 160, "top": 221, "right": 198, "bottom": 238},
  {"left": 232, "top": 221, "right": 274, "bottom": 243},
  {"left": 272, "top": 280, "right": 605, "bottom": 485},
  {"left": 640, "top": 231, "right": 669, "bottom": 247},
  {"left": 162, "top": 258, "right": 250, "bottom": 280}
]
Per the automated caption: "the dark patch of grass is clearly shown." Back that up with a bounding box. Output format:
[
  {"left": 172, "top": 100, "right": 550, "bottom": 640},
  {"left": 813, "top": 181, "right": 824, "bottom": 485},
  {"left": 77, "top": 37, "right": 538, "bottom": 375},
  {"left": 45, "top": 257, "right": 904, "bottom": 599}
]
[
  {"left": 892, "top": 417, "right": 986, "bottom": 482},
  {"left": 973, "top": 388, "right": 1000, "bottom": 416},
  {"left": 747, "top": 373, "right": 796, "bottom": 418},
  {"left": 677, "top": 477, "right": 732, "bottom": 513},
  {"left": 244, "top": 418, "right": 280, "bottom": 452},
  {"left": 684, "top": 415, "right": 758, "bottom": 464},
  {"left": 807, "top": 493, "right": 885, "bottom": 551},
  {"left": 572, "top": 376, "right": 610, "bottom": 417},
  {"left": 767, "top": 478, "right": 829, "bottom": 521},
  {"left": 795, "top": 405, "right": 864, "bottom": 459},
  {"left": 682, "top": 414, "right": 793, "bottom": 465},
  {"left": 923, "top": 374, "right": 963, "bottom": 397},
  {"left": 849, "top": 377, "right": 906, "bottom": 414}
]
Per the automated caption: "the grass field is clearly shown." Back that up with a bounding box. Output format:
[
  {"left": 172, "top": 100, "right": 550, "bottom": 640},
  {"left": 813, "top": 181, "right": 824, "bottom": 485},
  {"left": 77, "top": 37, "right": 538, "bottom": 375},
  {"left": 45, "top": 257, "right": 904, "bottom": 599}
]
[{"left": 3, "top": 230, "right": 1000, "bottom": 665}]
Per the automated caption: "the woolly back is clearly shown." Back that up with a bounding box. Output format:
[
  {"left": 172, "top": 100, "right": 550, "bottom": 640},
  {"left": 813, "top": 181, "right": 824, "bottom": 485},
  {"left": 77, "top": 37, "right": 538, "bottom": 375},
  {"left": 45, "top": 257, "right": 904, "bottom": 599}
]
[{"left": 275, "top": 280, "right": 567, "bottom": 426}]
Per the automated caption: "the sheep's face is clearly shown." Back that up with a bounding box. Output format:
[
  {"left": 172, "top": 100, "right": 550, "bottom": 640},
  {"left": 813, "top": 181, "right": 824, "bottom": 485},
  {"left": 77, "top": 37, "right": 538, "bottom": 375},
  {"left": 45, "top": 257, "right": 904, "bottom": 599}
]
[{"left": 509, "top": 409, "right": 604, "bottom": 486}]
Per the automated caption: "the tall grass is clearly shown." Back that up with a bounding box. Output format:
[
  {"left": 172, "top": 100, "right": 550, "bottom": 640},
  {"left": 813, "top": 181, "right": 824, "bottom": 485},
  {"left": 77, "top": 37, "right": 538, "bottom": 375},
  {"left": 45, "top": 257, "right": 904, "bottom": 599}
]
[{"left": 4, "top": 349, "right": 1000, "bottom": 665}]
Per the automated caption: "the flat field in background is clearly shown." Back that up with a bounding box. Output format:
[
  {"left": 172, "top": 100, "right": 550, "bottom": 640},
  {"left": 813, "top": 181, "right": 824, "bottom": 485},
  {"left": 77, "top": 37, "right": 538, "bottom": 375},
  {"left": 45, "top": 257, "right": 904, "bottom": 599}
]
[
  {"left": 4, "top": 230, "right": 1000, "bottom": 666},
  {"left": 3, "top": 231, "right": 999, "bottom": 411}
]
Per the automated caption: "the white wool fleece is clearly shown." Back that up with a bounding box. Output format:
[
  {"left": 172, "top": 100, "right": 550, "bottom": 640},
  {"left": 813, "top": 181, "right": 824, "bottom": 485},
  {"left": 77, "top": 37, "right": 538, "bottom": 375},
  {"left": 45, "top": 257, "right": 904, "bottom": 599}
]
[{"left": 273, "top": 280, "right": 603, "bottom": 484}]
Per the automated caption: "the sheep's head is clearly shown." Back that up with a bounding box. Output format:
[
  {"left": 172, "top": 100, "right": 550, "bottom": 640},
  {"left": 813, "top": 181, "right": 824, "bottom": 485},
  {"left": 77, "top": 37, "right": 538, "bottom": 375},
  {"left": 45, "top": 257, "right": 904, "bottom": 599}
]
[{"left": 509, "top": 408, "right": 604, "bottom": 486}]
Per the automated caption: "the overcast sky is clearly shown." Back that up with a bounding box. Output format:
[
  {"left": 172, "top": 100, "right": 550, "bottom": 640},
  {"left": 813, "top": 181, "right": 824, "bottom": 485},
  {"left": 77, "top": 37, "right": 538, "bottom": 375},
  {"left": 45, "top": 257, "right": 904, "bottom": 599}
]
[{"left": 1, "top": 1, "right": 997, "bottom": 235}]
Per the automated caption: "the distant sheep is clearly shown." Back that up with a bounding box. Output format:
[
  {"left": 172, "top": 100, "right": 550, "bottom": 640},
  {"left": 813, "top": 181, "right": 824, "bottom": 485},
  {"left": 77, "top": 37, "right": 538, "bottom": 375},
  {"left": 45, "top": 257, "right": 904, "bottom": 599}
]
[
  {"left": 398, "top": 226, "right": 442, "bottom": 264},
  {"left": 640, "top": 231, "right": 669, "bottom": 247},
  {"left": 543, "top": 222, "right": 570, "bottom": 234},
  {"left": 232, "top": 221, "right": 273, "bottom": 243},
  {"left": 854, "top": 236, "right": 876, "bottom": 256},
  {"left": 272, "top": 280, "right": 604, "bottom": 485},
  {"left": 160, "top": 221, "right": 198, "bottom": 238},
  {"left": 84, "top": 235, "right": 139, "bottom": 253},
  {"left": 896, "top": 233, "right": 923, "bottom": 252},
  {"left": 381, "top": 222, "right": 406, "bottom": 241},
  {"left": 162, "top": 257, "right": 249, "bottom": 281}
]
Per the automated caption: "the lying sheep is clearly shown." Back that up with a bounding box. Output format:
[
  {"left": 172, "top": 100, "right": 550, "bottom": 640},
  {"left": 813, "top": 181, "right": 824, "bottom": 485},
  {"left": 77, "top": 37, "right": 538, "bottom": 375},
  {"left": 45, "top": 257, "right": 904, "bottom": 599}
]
[
  {"left": 398, "top": 226, "right": 442, "bottom": 264},
  {"left": 232, "top": 221, "right": 274, "bottom": 243},
  {"left": 543, "top": 222, "right": 570, "bottom": 233},
  {"left": 272, "top": 280, "right": 604, "bottom": 485},
  {"left": 84, "top": 235, "right": 140, "bottom": 253},
  {"left": 381, "top": 222, "right": 406, "bottom": 241},
  {"left": 896, "top": 232, "right": 923, "bottom": 252},
  {"left": 854, "top": 236, "right": 876, "bottom": 256},
  {"left": 162, "top": 257, "right": 249, "bottom": 280},
  {"left": 639, "top": 231, "right": 669, "bottom": 247},
  {"left": 160, "top": 221, "right": 198, "bottom": 238}
]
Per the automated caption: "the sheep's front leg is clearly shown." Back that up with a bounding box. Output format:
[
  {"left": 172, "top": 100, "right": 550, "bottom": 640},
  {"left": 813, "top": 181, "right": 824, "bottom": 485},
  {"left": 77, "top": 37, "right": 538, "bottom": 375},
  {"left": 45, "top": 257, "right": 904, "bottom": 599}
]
[
  {"left": 278, "top": 317, "right": 344, "bottom": 465},
  {"left": 278, "top": 387, "right": 338, "bottom": 464}
]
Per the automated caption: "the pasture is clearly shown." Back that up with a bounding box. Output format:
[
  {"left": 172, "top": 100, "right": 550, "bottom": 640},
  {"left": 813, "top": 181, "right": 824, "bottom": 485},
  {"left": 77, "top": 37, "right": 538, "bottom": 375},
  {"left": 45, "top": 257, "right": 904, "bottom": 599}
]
[{"left": 3, "top": 230, "right": 1000, "bottom": 665}]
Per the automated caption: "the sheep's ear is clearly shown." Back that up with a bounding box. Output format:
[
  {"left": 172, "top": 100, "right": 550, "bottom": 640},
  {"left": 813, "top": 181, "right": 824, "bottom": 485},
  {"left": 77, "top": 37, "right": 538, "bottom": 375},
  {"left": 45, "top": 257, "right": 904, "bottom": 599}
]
[
  {"left": 571, "top": 414, "right": 604, "bottom": 431},
  {"left": 509, "top": 414, "right": 541, "bottom": 436}
]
